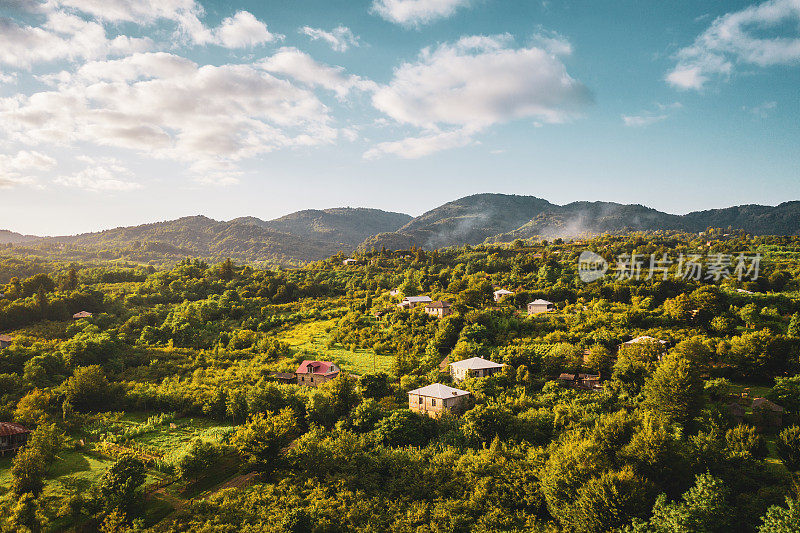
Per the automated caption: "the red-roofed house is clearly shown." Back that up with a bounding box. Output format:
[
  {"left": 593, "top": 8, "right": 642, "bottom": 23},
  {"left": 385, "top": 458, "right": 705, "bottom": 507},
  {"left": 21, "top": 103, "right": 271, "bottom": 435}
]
[
  {"left": 295, "top": 360, "right": 340, "bottom": 387},
  {"left": 73, "top": 311, "right": 93, "bottom": 320},
  {"left": 0, "top": 422, "right": 30, "bottom": 456}
]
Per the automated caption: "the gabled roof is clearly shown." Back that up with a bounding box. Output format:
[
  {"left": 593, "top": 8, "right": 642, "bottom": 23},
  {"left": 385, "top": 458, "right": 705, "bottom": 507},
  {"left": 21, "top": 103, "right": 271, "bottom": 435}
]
[
  {"left": 752, "top": 398, "right": 784, "bottom": 412},
  {"left": 296, "top": 360, "right": 339, "bottom": 375},
  {"left": 402, "top": 296, "right": 432, "bottom": 303},
  {"left": 408, "top": 383, "right": 470, "bottom": 399},
  {"left": 623, "top": 335, "right": 667, "bottom": 345},
  {"left": 528, "top": 299, "right": 553, "bottom": 305},
  {"left": 0, "top": 421, "right": 30, "bottom": 437},
  {"left": 449, "top": 356, "right": 504, "bottom": 370},
  {"left": 0, "top": 334, "right": 13, "bottom": 342},
  {"left": 73, "top": 311, "right": 93, "bottom": 319},
  {"left": 494, "top": 289, "right": 514, "bottom": 295}
]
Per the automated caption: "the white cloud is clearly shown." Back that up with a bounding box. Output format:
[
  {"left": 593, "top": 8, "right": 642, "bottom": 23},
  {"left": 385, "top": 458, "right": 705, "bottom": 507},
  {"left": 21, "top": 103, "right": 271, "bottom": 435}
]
[
  {"left": 747, "top": 100, "right": 778, "bottom": 117},
  {"left": 366, "top": 34, "right": 590, "bottom": 158},
  {"left": 667, "top": 0, "right": 800, "bottom": 90},
  {"left": 259, "top": 47, "right": 377, "bottom": 98},
  {"left": 300, "top": 25, "right": 360, "bottom": 52},
  {"left": 0, "top": 11, "right": 152, "bottom": 68},
  {"left": 0, "top": 72, "right": 18, "bottom": 84},
  {"left": 372, "top": 35, "right": 590, "bottom": 130},
  {"left": 371, "top": 0, "right": 471, "bottom": 27},
  {"left": 363, "top": 128, "right": 474, "bottom": 159},
  {"left": 622, "top": 102, "right": 681, "bottom": 127},
  {"left": 0, "top": 1, "right": 277, "bottom": 69},
  {"left": 55, "top": 159, "right": 142, "bottom": 192},
  {"left": 0, "top": 52, "right": 341, "bottom": 185},
  {"left": 204, "top": 11, "right": 279, "bottom": 48},
  {"left": 0, "top": 149, "right": 56, "bottom": 188},
  {"left": 622, "top": 113, "right": 668, "bottom": 127}
]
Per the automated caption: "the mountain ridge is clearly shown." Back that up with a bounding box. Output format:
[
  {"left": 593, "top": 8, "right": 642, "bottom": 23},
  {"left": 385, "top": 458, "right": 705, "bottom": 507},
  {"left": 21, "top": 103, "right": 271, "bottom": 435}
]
[{"left": 3, "top": 196, "right": 800, "bottom": 265}]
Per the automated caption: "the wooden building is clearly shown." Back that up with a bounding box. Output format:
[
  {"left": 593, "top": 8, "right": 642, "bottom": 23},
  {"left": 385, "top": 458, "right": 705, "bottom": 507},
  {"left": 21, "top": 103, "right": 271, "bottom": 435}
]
[
  {"left": 0, "top": 334, "right": 13, "bottom": 349},
  {"left": 0, "top": 422, "right": 31, "bottom": 456}
]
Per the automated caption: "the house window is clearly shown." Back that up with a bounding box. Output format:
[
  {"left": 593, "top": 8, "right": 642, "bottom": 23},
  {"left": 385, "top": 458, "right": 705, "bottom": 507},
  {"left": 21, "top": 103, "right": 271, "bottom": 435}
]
[
  {"left": 431, "top": 399, "right": 436, "bottom": 407},
  {"left": 310, "top": 377, "right": 314, "bottom": 382},
  {"left": 418, "top": 397, "right": 423, "bottom": 404},
  {"left": 301, "top": 376, "right": 304, "bottom": 381}
]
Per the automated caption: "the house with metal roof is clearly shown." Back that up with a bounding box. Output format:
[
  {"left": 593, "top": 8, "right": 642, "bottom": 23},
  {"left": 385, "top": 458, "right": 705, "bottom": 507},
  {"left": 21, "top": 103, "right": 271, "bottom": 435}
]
[
  {"left": 295, "top": 360, "right": 340, "bottom": 387},
  {"left": 408, "top": 383, "right": 471, "bottom": 417},
  {"left": 527, "top": 299, "right": 555, "bottom": 315},
  {"left": 0, "top": 334, "right": 13, "bottom": 349},
  {"left": 0, "top": 422, "right": 30, "bottom": 456},
  {"left": 448, "top": 356, "right": 505, "bottom": 381},
  {"left": 398, "top": 295, "right": 433, "bottom": 309},
  {"left": 493, "top": 289, "right": 514, "bottom": 302}
]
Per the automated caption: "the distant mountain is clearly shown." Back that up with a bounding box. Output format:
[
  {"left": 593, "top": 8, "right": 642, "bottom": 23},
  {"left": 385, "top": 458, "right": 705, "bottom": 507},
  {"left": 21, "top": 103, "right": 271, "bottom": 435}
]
[
  {"left": 362, "top": 194, "right": 800, "bottom": 250},
  {"left": 22, "top": 208, "right": 412, "bottom": 265},
  {"left": 361, "top": 194, "right": 555, "bottom": 250},
  {"left": 233, "top": 208, "right": 412, "bottom": 247},
  {"left": 4, "top": 196, "right": 799, "bottom": 265},
  {"left": 0, "top": 229, "right": 39, "bottom": 244}
]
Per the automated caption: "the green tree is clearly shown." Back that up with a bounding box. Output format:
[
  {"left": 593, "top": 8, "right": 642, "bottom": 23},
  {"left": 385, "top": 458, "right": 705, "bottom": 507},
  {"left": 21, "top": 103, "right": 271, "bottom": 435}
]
[
  {"left": 759, "top": 498, "right": 800, "bottom": 532},
  {"left": 788, "top": 313, "right": 800, "bottom": 338},
  {"left": 725, "top": 424, "right": 768, "bottom": 460},
  {"left": 7, "top": 492, "right": 42, "bottom": 533},
  {"left": 98, "top": 456, "right": 146, "bottom": 518},
  {"left": 63, "top": 365, "right": 110, "bottom": 412},
  {"left": 231, "top": 409, "right": 298, "bottom": 468},
  {"left": 375, "top": 409, "right": 436, "bottom": 447},
  {"left": 642, "top": 474, "right": 731, "bottom": 533},
  {"left": 175, "top": 439, "right": 221, "bottom": 482},
  {"left": 642, "top": 353, "right": 704, "bottom": 427},
  {"left": 776, "top": 426, "right": 800, "bottom": 471}
]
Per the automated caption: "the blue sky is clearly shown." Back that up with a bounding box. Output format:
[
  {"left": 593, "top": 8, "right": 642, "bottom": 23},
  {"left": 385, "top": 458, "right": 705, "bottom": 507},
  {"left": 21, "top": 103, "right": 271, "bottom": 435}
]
[{"left": 1, "top": 0, "right": 799, "bottom": 235}]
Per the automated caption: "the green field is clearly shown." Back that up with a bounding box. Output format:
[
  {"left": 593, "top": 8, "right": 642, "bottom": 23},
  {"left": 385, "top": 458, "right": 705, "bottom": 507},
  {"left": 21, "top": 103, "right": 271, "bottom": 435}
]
[{"left": 278, "top": 319, "right": 395, "bottom": 375}]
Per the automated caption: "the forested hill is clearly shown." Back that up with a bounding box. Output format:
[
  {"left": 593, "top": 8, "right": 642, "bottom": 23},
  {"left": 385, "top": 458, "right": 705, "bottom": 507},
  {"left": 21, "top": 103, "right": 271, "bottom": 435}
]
[
  {"left": 4, "top": 197, "right": 800, "bottom": 265},
  {"left": 13, "top": 208, "right": 411, "bottom": 265},
  {"left": 0, "top": 229, "right": 38, "bottom": 244},
  {"left": 362, "top": 195, "right": 800, "bottom": 250},
  {"left": 232, "top": 208, "right": 412, "bottom": 247}
]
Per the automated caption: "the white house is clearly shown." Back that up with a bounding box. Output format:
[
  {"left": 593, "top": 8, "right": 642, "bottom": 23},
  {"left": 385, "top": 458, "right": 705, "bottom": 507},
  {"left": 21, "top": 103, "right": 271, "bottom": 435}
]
[
  {"left": 398, "top": 295, "right": 433, "bottom": 309},
  {"left": 449, "top": 357, "right": 505, "bottom": 381},
  {"left": 493, "top": 289, "right": 514, "bottom": 302},
  {"left": 408, "top": 383, "right": 471, "bottom": 417},
  {"left": 527, "top": 299, "right": 555, "bottom": 315}
]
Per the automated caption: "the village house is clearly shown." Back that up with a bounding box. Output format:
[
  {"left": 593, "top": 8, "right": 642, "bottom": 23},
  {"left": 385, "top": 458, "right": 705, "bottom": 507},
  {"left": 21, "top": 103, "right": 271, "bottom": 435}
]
[
  {"left": 269, "top": 372, "right": 296, "bottom": 385},
  {"left": 557, "top": 372, "right": 602, "bottom": 390},
  {"left": 493, "top": 289, "right": 514, "bottom": 302},
  {"left": 0, "top": 422, "right": 30, "bottom": 456},
  {"left": 449, "top": 357, "right": 505, "bottom": 381},
  {"left": 342, "top": 258, "right": 358, "bottom": 265},
  {"left": 752, "top": 398, "right": 784, "bottom": 427},
  {"left": 295, "top": 360, "right": 340, "bottom": 387},
  {"left": 424, "top": 301, "right": 452, "bottom": 318},
  {"left": 622, "top": 335, "right": 667, "bottom": 347},
  {"left": 73, "top": 311, "right": 93, "bottom": 319},
  {"left": 408, "top": 383, "right": 471, "bottom": 418},
  {"left": 389, "top": 288, "right": 400, "bottom": 297},
  {"left": 398, "top": 295, "right": 432, "bottom": 309},
  {"left": 527, "top": 299, "right": 555, "bottom": 315},
  {"left": 0, "top": 334, "right": 13, "bottom": 349}
]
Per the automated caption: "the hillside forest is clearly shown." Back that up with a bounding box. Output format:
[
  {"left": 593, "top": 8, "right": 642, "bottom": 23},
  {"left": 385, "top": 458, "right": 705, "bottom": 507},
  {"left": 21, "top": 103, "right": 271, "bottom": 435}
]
[{"left": 2, "top": 230, "right": 800, "bottom": 531}]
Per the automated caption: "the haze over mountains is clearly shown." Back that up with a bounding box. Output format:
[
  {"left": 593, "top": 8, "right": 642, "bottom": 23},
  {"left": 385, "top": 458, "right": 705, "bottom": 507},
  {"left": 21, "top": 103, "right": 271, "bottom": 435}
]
[{"left": 3, "top": 194, "right": 800, "bottom": 265}]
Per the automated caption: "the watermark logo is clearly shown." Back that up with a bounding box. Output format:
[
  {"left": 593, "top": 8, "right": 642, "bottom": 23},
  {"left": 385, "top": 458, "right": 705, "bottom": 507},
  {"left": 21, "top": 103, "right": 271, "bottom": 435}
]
[
  {"left": 577, "top": 252, "right": 761, "bottom": 283},
  {"left": 578, "top": 250, "right": 609, "bottom": 282}
]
